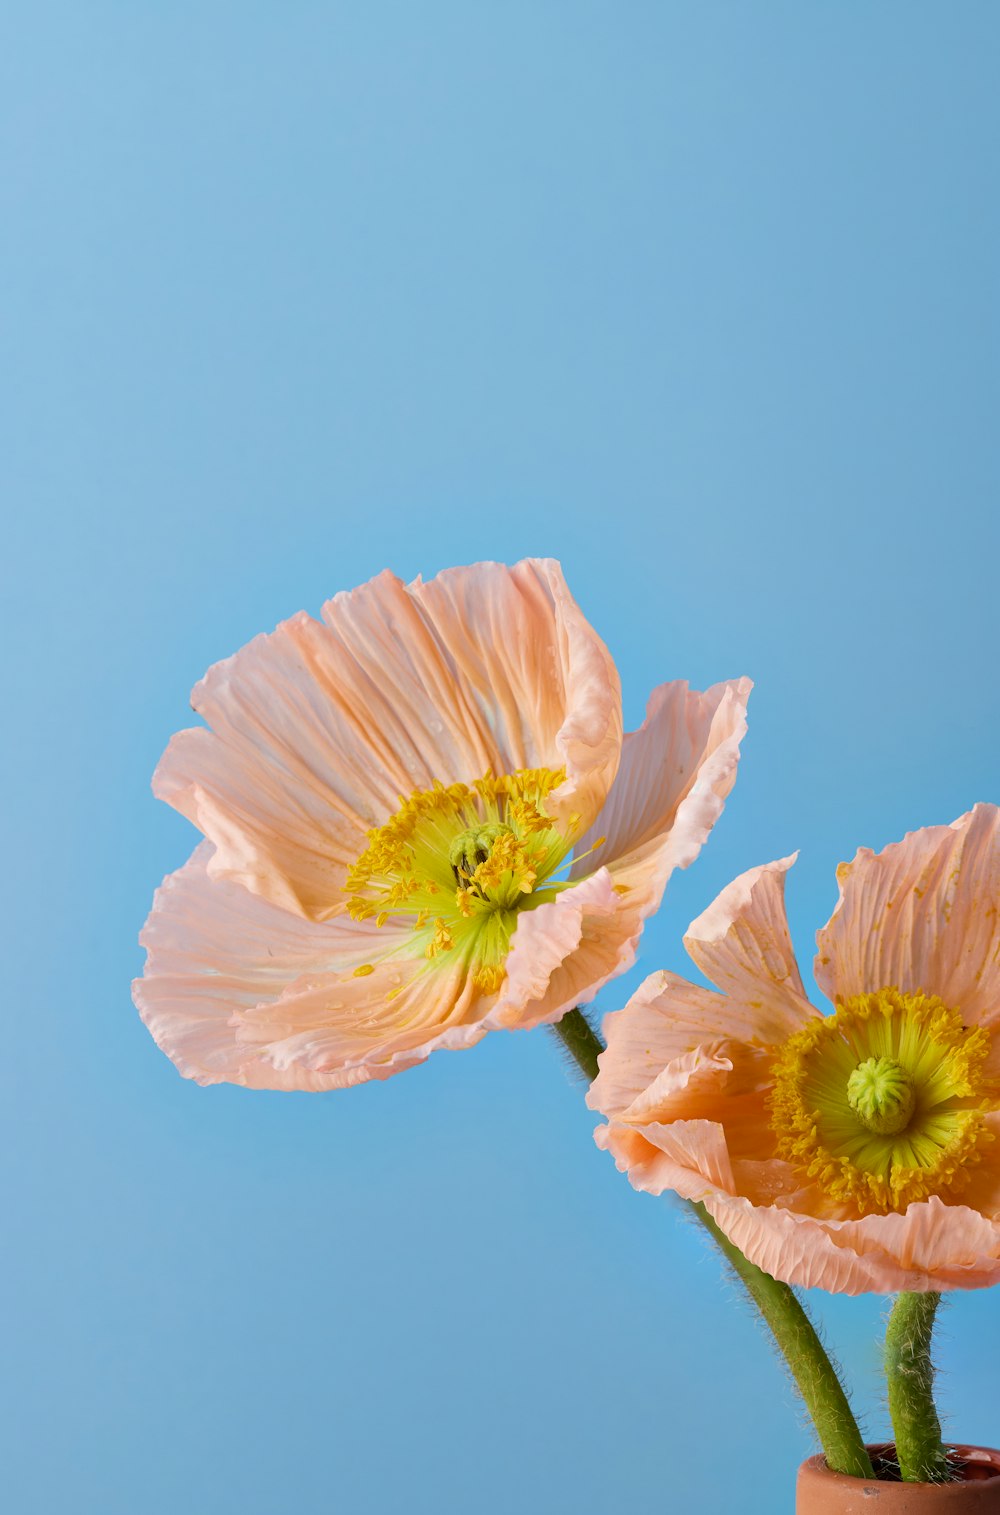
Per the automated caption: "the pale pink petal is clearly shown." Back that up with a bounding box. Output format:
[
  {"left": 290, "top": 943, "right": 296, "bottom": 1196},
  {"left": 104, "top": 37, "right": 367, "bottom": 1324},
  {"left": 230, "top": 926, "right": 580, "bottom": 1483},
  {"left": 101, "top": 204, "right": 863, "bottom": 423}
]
[
  {"left": 395, "top": 560, "right": 622, "bottom": 835},
  {"left": 683, "top": 856, "right": 817, "bottom": 1035},
  {"left": 232, "top": 957, "right": 485, "bottom": 1083},
  {"left": 486, "top": 868, "right": 623, "bottom": 1031},
  {"left": 155, "top": 560, "right": 622, "bottom": 920},
  {"left": 572, "top": 677, "right": 752, "bottom": 880},
  {"left": 133, "top": 845, "right": 489, "bottom": 1091},
  {"left": 491, "top": 830, "right": 745, "bottom": 1036},
  {"left": 533, "top": 678, "right": 752, "bottom": 1060},
  {"left": 815, "top": 804, "right": 1000, "bottom": 1024},
  {"left": 555, "top": 680, "right": 753, "bottom": 1025},
  {"left": 153, "top": 613, "right": 410, "bottom": 920}
]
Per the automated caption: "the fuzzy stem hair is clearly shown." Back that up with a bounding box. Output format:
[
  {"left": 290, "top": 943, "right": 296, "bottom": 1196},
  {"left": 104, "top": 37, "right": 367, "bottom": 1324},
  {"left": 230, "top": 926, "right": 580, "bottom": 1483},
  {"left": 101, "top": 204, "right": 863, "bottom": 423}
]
[
  {"left": 551, "top": 1005, "right": 874, "bottom": 1480},
  {"left": 885, "top": 1292, "right": 949, "bottom": 1483}
]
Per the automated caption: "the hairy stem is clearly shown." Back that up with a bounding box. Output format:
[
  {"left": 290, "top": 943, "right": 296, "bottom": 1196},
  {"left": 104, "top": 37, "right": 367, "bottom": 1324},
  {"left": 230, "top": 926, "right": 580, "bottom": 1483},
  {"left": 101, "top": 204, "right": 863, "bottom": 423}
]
[
  {"left": 552, "top": 1005, "right": 604, "bottom": 1082},
  {"left": 885, "top": 1293, "right": 949, "bottom": 1482},
  {"left": 551, "top": 1006, "right": 874, "bottom": 1480},
  {"left": 693, "top": 1203, "right": 873, "bottom": 1478}
]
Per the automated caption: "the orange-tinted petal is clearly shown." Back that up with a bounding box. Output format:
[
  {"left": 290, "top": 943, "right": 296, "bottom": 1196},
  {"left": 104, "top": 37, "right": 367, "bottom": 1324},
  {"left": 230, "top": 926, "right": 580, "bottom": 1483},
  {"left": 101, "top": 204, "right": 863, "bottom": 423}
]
[
  {"left": 596, "top": 1117, "right": 736, "bottom": 1200},
  {"left": 683, "top": 855, "right": 816, "bottom": 1038},
  {"left": 701, "top": 1191, "right": 1000, "bottom": 1294},
  {"left": 598, "top": 1107, "right": 1000, "bottom": 1292},
  {"left": 590, "top": 971, "right": 745, "bottom": 1117},
  {"left": 815, "top": 804, "right": 1000, "bottom": 1025}
]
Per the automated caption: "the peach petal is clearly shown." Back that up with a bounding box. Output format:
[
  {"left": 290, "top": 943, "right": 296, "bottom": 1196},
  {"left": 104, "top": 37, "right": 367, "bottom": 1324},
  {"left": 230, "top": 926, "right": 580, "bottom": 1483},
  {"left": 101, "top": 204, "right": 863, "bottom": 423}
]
[
  {"left": 596, "top": 1117, "right": 736, "bottom": 1198},
  {"left": 684, "top": 856, "right": 816, "bottom": 1035},
  {"left": 590, "top": 973, "right": 735, "bottom": 1116},
  {"left": 156, "top": 560, "right": 623, "bottom": 920},
  {"left": 594, "top": 812, "right": 1000, "bottom": 1294},
  {"left": 619, "top": 1042, "right": 736, "bottom": 1123},
  {"left": 815, "top": 804, "right": 1000, "bottom": 1024},
  {"left": 232, "top": 960, "right": 485, "bottom": 1082},
  {"left": 133, "top": 845, "right": 488, "bottom": 1091},
  {"left": 590, "top": 869, "right": 815, "bottom": 1117},
  {"left": 572, "top": 677, "right": 752, "bottom": 879},
  {"left": 728, "top": 1158, "right": 818, "bottom": 1209},
  {"left": 153, "top": 613, "right": 407, "bottom": 920},
  {"left": 619, "top": 1044, "right": 774, "bottom": 1150},
  {"left": 951, "top": 1113, "right": 1000, "bottom": 1220},
  {"left": 496, "top": 809, "right": 752, "bottom": 1039},
  {"left": 486, "top": 868, "right": 622, "bottom": 1031},
  {"left": 701, "top": 1191, "right": 1000, "bottom": 1294},
  {"left": 599, "top": 1109, "right": 1000, "bottom": 1292},
  {"left": 391, "top": 560, "right": 623, "bottom": 835}
]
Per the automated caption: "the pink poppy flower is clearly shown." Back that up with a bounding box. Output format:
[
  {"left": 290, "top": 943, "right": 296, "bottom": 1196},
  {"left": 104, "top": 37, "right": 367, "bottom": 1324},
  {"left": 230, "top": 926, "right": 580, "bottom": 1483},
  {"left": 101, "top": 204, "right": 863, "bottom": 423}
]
[
  {"left": 589, "top": 804, "right": 1000, "bottom": 1293},
  {"left": 134, "top": 559, "right": 751, "bottom": 1091}
]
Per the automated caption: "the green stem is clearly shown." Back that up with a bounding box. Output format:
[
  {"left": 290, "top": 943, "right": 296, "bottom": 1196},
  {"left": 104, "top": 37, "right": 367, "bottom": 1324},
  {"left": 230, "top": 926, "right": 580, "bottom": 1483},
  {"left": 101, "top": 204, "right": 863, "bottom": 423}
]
[
  {"left": 885, "top": 1293, "right": 949, "bottom": 1483},
  {"left": 693, "top": 1203, "right": 873, "bottom": 1478},
  {"left": 551, "top": 1006, "right": 874, "bottom": 1480},
  {"left": 552, "top": 1005, "right": 604, "bottom": 1082}
]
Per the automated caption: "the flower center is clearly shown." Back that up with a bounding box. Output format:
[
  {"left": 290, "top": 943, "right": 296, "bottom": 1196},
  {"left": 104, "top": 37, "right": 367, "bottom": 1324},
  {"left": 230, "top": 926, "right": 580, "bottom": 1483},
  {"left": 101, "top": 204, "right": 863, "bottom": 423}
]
[
  {"left": 846, "top": 1056, "right": 917, "bottom": 1136},
  {"left": 770, "top": 988, "right": 997, "bottom": 1214},
  {"left": 345, "top": 768, "right": 582, "bottom": 994}
]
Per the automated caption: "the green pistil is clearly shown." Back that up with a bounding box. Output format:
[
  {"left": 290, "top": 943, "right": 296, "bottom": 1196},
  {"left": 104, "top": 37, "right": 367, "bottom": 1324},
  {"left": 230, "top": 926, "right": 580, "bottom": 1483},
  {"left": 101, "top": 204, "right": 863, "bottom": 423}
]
[
  {"left": 847, "top": 1056, "right": 917, "bottom": 1136},
  {"left": 448, "top": 823, "right": 513, "bottom": 884}
]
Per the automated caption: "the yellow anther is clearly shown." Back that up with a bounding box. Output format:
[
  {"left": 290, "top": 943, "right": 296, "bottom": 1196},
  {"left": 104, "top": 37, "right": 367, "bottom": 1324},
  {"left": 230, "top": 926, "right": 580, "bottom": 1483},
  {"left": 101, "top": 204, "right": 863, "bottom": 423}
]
[
  {"left": 344, "top": 765, "right": 573, "bottom": 1001},
  {"left": 770, "top": 988, "right": 997, "bottom": 1214},
  {"left": 426, "top": 918, "right": 455, "bottom": 959}
]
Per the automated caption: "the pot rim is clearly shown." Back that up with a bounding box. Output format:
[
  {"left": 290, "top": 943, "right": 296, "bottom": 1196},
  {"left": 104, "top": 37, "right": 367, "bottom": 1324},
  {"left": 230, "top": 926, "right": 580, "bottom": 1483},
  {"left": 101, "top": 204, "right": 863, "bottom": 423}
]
[{"left": 801, "top": 1443, "right": 1000, "bottom": 1487}]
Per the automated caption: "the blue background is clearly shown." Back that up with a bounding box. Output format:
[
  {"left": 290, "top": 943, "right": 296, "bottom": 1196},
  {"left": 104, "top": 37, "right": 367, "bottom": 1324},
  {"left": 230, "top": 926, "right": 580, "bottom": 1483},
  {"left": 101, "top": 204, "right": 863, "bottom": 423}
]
[{"left": 4, "top": 5, "right": 999, "bottom": 1512}]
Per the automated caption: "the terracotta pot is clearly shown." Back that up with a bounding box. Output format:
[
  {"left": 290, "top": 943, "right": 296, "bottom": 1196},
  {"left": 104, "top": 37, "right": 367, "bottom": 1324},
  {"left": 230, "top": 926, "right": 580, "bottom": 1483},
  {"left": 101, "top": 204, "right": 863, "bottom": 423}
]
[{"left": 797, "top": 1444, "right": 1000, "bottom": 1513}]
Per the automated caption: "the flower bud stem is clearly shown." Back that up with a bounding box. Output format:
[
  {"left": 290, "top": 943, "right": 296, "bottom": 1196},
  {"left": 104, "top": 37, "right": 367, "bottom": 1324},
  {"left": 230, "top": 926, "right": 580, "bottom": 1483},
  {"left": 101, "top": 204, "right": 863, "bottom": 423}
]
[
  {"left": 885, "top": 1292, "right": 949, "bottom": 1482},
  {"left": 551, "top": 1006, "right": 874, "bottom": 1480}
]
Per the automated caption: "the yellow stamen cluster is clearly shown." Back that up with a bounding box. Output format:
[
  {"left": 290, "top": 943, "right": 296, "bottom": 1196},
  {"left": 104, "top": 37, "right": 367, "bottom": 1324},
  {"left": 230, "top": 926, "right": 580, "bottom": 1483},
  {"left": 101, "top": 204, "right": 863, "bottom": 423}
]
[
  {"left": 346, "top": 768, "right": 575, "bottom": 994},
  {"left": 770, "top": 988, "right": 997, "bottom": 1214}
]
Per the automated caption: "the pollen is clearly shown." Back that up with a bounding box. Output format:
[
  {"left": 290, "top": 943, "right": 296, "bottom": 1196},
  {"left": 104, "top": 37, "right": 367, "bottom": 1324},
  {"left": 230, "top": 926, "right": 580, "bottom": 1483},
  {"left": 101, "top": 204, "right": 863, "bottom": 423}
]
[
  {"left": 770, "top": 987, "right": 997, "bottom": 1214},
  {"left": 345, "top": 766, "right": 580, "bottom": 997}
]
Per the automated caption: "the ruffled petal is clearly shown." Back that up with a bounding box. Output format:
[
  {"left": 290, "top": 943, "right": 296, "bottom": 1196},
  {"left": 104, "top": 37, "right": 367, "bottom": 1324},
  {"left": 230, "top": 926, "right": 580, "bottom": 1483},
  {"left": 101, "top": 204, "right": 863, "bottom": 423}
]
[
  {"left": 494, "top": 818, "right": 763, "bottom": 1040},
  {"left": 393, "top": 559, "right": 622, "bottom": 835},
  {"left": 596, "top": 1117, "right": 736, "bottom": 1199},
  {"left": 597, "top": 1107, "right": 1000, "bottom": 1293},
  {"left": 815, "top": 804, "right": 1000, "bottom": 1025},
  {"left": 702, "top": 1191, "right": 1000, "bottom": 1294},
  {"left": 486, "top": 868, "right": 623, "bottom": 1031},
  {"left": 231, "top": 956, "right": 485, "bottom": 1084},
  {"left": 683, "top": 856, "right": 817, "bottom": 1036},
  {"left": 153, "top": 615, "right": 387, "bottom": 919},
  {"left": 619, "top": 1043, "right": 774, "bottom": 1153},
  {"left": 589, "top": 970, "right": 769, "bottom": 1116},
  {"left": 133, "top": 845, "right": 488, "bottom": 1091},
  {"left": 155, "top": 560, "right": 622, "bottom": 920},
  {"left": 572, "top": 677, "right": 751, "bottom": 880}
]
